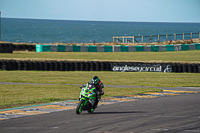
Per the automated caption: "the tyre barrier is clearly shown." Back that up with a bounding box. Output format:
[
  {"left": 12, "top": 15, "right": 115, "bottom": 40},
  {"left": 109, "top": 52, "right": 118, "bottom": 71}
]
[
  {"left": 13, "top": 44, "right": 36, "bottom": 51},
  {"left": 0, "top": 43, "right": 13, "bottom": 53},
  {"left": 0, "top": 60, "right": 199, "bottom": 73},
  {"left": 0, "top": 44, "right": 35, "bottom": 52}
]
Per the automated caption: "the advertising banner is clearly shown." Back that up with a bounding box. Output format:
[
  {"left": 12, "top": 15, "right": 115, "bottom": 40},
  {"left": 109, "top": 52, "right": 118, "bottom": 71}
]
[{"left": 112, "top": 63, "right": 172, "bottom": 73}]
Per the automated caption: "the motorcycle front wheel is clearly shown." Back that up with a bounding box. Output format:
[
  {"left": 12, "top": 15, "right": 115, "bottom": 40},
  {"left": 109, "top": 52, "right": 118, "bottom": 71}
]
[{"left": 76, "top": 99, "right": 84, "bottom": 114}]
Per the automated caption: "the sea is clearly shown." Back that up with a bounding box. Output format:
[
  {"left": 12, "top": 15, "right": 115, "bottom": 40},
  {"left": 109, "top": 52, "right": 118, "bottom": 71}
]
[{"left": 1, "top": 18, "right": 200, "bottom": 44}]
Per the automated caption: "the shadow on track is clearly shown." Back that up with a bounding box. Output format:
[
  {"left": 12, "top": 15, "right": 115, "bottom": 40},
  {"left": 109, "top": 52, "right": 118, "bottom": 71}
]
[{"left": 91, "top": 111, "right": 147, "bottom": 115}]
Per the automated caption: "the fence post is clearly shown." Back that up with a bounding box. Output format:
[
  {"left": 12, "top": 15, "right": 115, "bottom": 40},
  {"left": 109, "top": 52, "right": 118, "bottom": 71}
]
[
  {"left": 133, "top": 36, "right": 135, "bottom": 44},
  {"left": 113, "top": 36, "right": 115, "bottom": 42},
  {"left": 166, "top": 34, "right": 168, "bottom": 42},
  {"left": 174, "top": 34, "right": 176, "bottom": 41},
  {"left": 191, "top": 33, "right": 192, "bottom": 40},
  {"left": 142, "top": 36, "right": 143, "bottom": 43},
  {"left": 183, "top": 33, "right": 184, "bottom": 41},
  {"left": 158, "top": 35, "right": 159, "bottom": 43},
  {"left": 199, "top": 32, "right": 200, "bottom": 40},
  {"left": 123, "top": 36, "right": 125, "bottom": 43},
  {"left": 150, "top": 35, "right": 152, "bottom": 43}
]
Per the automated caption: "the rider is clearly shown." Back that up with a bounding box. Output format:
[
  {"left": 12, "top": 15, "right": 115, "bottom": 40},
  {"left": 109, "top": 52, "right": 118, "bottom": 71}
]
[{"left": 87, "top": 76, "right": 104, "bottom": 108}]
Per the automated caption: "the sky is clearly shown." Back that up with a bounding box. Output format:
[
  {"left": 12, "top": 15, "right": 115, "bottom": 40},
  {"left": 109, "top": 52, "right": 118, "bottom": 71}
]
[{"left": 0, "top": 0, "right": 200, "bottom": 23}]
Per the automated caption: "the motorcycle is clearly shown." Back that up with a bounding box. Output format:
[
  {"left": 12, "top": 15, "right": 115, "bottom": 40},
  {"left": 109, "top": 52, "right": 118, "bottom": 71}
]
[{"left": 76, "top": 82, "right": 97, "bottom": 114}]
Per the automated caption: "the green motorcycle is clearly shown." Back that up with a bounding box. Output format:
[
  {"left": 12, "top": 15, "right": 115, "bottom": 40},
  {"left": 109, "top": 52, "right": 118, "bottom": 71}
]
[{"left": 76, "top": 83, "right": 97, "bottom": 114}]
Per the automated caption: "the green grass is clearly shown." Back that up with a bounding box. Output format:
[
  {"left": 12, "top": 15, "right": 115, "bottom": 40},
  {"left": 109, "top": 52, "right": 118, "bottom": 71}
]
[
  {"left": 0, "top": 71, "right": 199, "bottom": 87},
  {"left": 0, "top": 71, "right": 200, "bottom": 109},
  {"left": 0, "top": 84, "right": 161, "bottom": 109},
  {"left": 0, "top": 50, "right": 200, "bottom": 63},
  {"left": 0, "top": 84, "right": 78, "bottom": 109}
]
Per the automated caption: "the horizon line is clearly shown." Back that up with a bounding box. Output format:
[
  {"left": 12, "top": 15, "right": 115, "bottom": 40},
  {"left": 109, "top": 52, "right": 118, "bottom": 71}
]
[{"left": 2, "top": 17, "right": 200, "bottom": 24}]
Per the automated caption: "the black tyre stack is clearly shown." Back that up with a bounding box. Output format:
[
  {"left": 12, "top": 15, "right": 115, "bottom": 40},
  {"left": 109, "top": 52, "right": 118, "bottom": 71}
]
[
  {"left": 0, "top": 43, "right": 13, "bottom": 53},
  {"left": 13, "top": 44, "right": 36, "bottom": 51},
  {"left": 0, "top": 60, "right": 200, "bottom": 73}
]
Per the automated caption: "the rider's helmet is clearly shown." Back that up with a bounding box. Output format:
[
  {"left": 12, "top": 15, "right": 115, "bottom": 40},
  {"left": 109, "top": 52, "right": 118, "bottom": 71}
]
[{"left": 91, "top": 76, "right": 100, "bottom": 85}]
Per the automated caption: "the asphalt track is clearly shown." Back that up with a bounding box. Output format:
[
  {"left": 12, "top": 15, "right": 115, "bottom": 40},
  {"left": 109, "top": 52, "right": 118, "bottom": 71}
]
[{"left": 0, "top": 82, "right": 200, "bottom": 133}]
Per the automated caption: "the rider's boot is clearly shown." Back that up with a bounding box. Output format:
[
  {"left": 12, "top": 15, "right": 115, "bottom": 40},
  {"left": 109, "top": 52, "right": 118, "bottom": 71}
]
[{"left": 93, "top": 99, "right": 98, "bottom": 109}]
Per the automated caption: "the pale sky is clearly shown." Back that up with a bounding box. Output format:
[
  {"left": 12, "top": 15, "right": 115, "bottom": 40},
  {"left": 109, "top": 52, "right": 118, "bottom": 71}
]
[{"left": 0, "top": 0, "right": 200, "bottom": 22}]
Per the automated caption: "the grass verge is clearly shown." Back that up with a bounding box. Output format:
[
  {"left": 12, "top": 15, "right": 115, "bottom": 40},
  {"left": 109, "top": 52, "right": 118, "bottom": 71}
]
[
  {"left": 0, "top": 84, "right": 161, "bottom": 109},
  {"left": 0, "top": 71, "right": 200, "bottom": 87},
  {"left": 0, "top": 50, "right": 200, "bottom": 63}
]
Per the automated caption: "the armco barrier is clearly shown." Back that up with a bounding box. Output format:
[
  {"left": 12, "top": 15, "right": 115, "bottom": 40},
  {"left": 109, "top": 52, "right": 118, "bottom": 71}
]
[
  {"left": 174, "top": 44, "right": 181, "bottom": 51},
  {"left": 181, "top": 44, "right": 189, "bottom": 51},
  {"left": 128, "top": 46, "right": 136, "bottom": 52},
  {"left": 189, "top": 44, "right": 196, "bottom": 50},
  {"left": 88, "top": 46, "right": 97, "bottom": 52},
  {"left": 65, "top": 45, "right": 73, "bottom": 52},
  {"left": 43, "top": 45, "right": 51, "bottom": 52},
  {"left": 114, "top": 45, "right": 121, "bottom": 52},
  {"left": 144, "top": 45, "right": 151, "bottom": 52},
  {"left": 58, "top": 45, "right": 66, "bottom": 52},
  {"left": 2, "top": 43, "right": 200, "bottom": 53},
  {"left": 97, "top": 46, "right": 104, "bottom": 52},
  {"left": 136, "top": 45, "right": 144, "bottom": 52},
  {"left": 159, "top": 45, "right": 166, "bottom": 51},
  {"left": 104, "top": 46, "right": 112, "bottom": 52},
  {"left": 36, "top": 45, "right": 51, "bottom": 52},
  {"left": 121, "top": 46, "right": 128, "bottom": 52},
  {"left": 50, "top": 45, "right": 58, "bottom": 52},
  {"left": 34, "top": 43, "right": 200, "bottom": 52},
  {"left": 151, "top": 45, "right": 159, "bottom": 52},
  {"left": 73, "top": 45, "right": 80, "bottom": 52},
  {"left": 0, "top": 60, "right": 199, "bottom": 73},
  {"left": 166, "top": 45, "right": 174, "bottom": 51},
  {"left": 36, "top": 45, "right": 42, "bottom": 52},
  {"left": 80, "top": 45, "right": 88, "bottom": 52},
  {"left": 196, "top": 43, "right": 200, "bottom": 50}
]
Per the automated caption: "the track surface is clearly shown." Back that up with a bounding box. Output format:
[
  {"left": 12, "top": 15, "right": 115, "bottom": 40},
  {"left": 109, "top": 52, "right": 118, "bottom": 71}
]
[{"left": 0, "top": 89, "right": 200, "bottom": 133}]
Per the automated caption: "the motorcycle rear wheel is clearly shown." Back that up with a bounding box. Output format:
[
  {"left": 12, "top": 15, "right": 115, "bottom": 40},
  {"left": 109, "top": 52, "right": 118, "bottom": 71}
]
[{"left": 76, "top": 99, "right": 84, "bottom": 114}]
